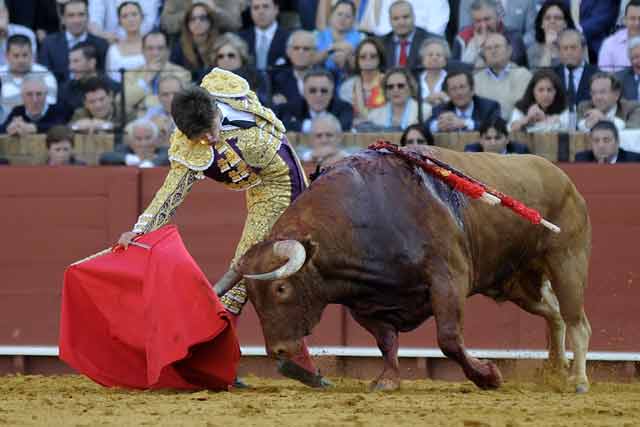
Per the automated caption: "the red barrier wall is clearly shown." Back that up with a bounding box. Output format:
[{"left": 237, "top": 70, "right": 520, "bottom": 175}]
[{"left": 0, "top": 165, "right": 639, "bottom": 353}]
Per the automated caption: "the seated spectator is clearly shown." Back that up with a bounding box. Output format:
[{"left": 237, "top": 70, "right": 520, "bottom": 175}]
[
  {"left": 45, "top": 125, "right": 86, "bottom": 166},
  {"left": 39, "top": 0, "right": 109, "bottom": 84},
  {"left": 400, "top": 123, "right": 434, "bottom": 146},
  {"left": 0, "top": 34, "right": 57, "bottom": 123},
  {"left": 124, "top": 31, "right": 191, "bottom": 116},
  {"left": 70, "top": 77, "right": 127, "bottom": 135},
  {"left": 427, "top": 69, "right": 502, "bottom": 133},
  {"left": 161, "top": 0, "right": 244, "bottom": 38},
  {"left": 552, "top": 29, "right": 600, "bottom": 112},
  {"left": 380, "top": 1, "right": 440, "bottom": 70},
  {"left": 143, "top": 74, "right": 183, "bottom": 145},
  {"left": 578, "top": 72, "right": 640, "bottom": 132},
  {"left": 616, "top": 36, "right": 640, "bottom": 102},
  {"left": 453, "top": 0, "right": 526, "bottom": 68},
  {"left": 299, "top": 112, "right": 348, "bottom": 168},
  {"left": 575, "top": 119, "right": 640, "bottom": 163},
  {"left": 0, "top": 1, "right": 37, "bottom": 65},
  {"left": 313, "top": 0, "right": 363, "bottom": 83},
  {"left": 458, "top": 0, "right": 537, "bottom": 48},
  {"left": 417, "top": 38, "right": 450, "bottom": 110},
  {"left": 527, "top": 0, "right": 576, "bottom": 69},
  {"left": 465, "top": 116, "right": 530, "bottom": 153},
  {"left": 509, "top": 68, "right": 570, "bottom": 132},
  {"left": 99, "top": 118, "right": 169, "bottom": 167},
  {"left": 474, "top": 33, "right": 532, "bottom": 121},
  {"left": 239, "top": 0, "right": 290, "bottom": 72},
  {"left": 88, "top": 0, "right": 159, "bottom": 44},
  {"left": 59, "top": 42, "right": 121, "bottom": 118},
  {"left": 338, "top": 37, "right": 386, "bottom": 125},
  {"left": 0, "top": 73, "right": 68, "bottom": 135},
  {"left": 349, "top": 0, "right": 449, "bottom": 37},
  {"left": 272, "top": 30, "right": 316, "bottom": 107},
  {"left": 599, "top": 0, "right": 640, "bottom": 72},
  {"left": 367, "top": 67, "right": 425, "bottom": 131},
  {"left": 276, "top": 69, "right": 353, "bottom": 133},
  {"left": 105, "top": 2, "right": 145, "bottom": 83},
  {"left": 569, "top": 0, "right": 620, "bottom": 64},
  {"left": 170, "top": 3, "right": 219, "bottom": 79}
]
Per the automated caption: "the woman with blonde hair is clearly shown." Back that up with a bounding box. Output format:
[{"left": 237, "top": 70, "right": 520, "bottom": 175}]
[{"left": 170, "top": 2, "right": 219, "bottom": 78}]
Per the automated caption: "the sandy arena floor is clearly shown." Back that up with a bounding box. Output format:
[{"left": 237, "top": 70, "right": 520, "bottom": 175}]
[{"left": 0, "top": 375, "right": 639, "bottom": 426}]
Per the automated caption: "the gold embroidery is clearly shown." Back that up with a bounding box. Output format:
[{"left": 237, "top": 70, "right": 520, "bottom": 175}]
[
  {"left": 200, "top": 67, "right": 250, "bottom": 98},
  {"left": 167, "top": 129, "right": 214, "bottom": 171}
]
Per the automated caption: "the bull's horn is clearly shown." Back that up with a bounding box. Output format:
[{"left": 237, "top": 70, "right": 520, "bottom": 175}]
[{"left": 243, "top": 240, "right": 306, "bottom": 281}]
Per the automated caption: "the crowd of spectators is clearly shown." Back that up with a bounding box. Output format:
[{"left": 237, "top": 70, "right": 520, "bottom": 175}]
[{"left": 0, "top": 0, "right": 638, "bottom": 167}]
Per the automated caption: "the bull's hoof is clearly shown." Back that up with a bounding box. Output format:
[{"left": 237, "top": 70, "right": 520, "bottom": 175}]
[
  {"left": 575, "top": 383, "right": 589, "bottom": 394},
  {"left": 277, "top": 359, "right": 334, "bottom": 389},
  {"left": 569, "top": 375, "right": 590, "bottom": 394},
  {"left": 369, "top": 378, "right": 400, "bottom": 392},
  {"left": 474, "top": 361, "right": 502, "bottom": 390}
]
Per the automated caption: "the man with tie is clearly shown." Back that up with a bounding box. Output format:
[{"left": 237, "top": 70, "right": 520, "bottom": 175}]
[
  {"left": 426, "top": 68, "right": 501, "bottom": 132},
  {"left": 552, "top": 29, "right": 599, "bottom": 112},
  {"left": 379, "top": 0, "right": 440, "bottom": 70},
  {"left": 239, "top": 0, "right": 289, "bottom": 72},
  {"left": 616, "top": 35, "right": 640, "bottom": 102},
  {"left": 575, "top": 119, "right": 640, "bottom": 163},
  {"left": 116, "top": 67, "right": 332, "bottom": 389},
  {"left": 38, "top": 0, "right": 108, "bottom": 84},
  {"left": 569, "top": 0, "right": 621, "bottom": 64}
]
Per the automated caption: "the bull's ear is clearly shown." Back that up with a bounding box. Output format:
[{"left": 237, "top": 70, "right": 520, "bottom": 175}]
[{"left": 300, "top": 235, "right": 319, "bottom": 266}]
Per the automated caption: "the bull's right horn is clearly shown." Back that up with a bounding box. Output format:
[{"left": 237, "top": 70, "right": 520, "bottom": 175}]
[{"left": 243, "top": 240, "right": 306, "bottom": 281}]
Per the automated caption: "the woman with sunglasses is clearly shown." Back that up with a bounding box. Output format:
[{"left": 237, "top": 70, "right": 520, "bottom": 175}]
[
  {"left": 367, "top": 67, "right": 429, "bottom": 131},
  {"left": 338, "top": 37, "right": 386, "bottom": 125},
  {"left": 170, "top": 3, "right": 219, "bottom": 79},
  {"left": 105, "top": 2, "right": 145, "bottom": 82}
]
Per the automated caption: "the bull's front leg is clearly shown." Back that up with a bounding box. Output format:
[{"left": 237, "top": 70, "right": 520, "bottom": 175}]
[
  {"left": 352, "top": 314, "right": 400, "bottom": 391},
  {"left": 431, "top": 280, "right": 502, "bottom": 389}
]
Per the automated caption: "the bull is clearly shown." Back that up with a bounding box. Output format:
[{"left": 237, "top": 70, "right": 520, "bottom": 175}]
[{"left": 219, "top": 147, "right": 592, "bottom": 393}]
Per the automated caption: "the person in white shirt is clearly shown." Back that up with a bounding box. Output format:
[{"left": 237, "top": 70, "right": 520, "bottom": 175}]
[{"left": 88, "top": 0, "right": 159, "bottom": 44}]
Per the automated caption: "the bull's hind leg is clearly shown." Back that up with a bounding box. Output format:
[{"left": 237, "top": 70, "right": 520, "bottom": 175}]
[
  {"left": 508, "top": 278, "right": 569, "bottom": 372},
  {"left": 351, "top": 313, "right": 400, "bottom": 391},
  {"left": 431, "top": 279, "right": 502, "bottom": 389},
  {"left": 546, "top": 251, "right": 592, "bottom": 393}
]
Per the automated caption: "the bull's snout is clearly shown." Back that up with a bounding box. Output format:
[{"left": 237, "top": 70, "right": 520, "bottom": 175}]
[
  {"left": 269, "top": 344, "right": 289, "bottom": 360},
  {"left": 267, "top": 340, "right": 301, "bottom": 361}
]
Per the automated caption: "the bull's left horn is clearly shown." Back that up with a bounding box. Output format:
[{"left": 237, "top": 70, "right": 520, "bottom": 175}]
[{"left": 243, "top": 240, "right": 306, "bottom": 281}]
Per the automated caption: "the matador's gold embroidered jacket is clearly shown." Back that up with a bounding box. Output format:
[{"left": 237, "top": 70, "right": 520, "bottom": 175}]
[{"left": 131, "top": 68, "right": 308, "bottom": 313}]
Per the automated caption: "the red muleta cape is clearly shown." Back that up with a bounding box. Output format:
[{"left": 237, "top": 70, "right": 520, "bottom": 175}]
[{"left": 59, "top": 225, "right": 240, "bottom": 390}]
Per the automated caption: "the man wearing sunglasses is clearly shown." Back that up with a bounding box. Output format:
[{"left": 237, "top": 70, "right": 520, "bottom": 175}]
[
  {"left": 277, "top": 68, "right": 353, "bottom": 133},
  {"left": 117, "top": 67, "right": 332, "bottom": 389}
]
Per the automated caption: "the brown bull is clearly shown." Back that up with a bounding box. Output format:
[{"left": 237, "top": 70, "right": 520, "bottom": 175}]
[{"left": 224, "top": 147, "right": 592, "bottom": 392}]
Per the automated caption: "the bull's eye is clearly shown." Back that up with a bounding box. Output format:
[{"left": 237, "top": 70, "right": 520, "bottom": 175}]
[
  {"left": 277, "top": 284, "right": 286, "bottom": 294},
  {"left": 274, "top": 282, "right": 291, "bottom": 300}
]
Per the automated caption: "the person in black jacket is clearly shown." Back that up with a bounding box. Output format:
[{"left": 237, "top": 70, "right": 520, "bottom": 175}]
[
  {"left": 238, "top": 0, "right": 289, "bottom": 72},
  {"left": 575, "top": 119, "right": 640, "bottom": 163},
  {"left": 464, "top": 116, "right": 530, "bottom": 154}
]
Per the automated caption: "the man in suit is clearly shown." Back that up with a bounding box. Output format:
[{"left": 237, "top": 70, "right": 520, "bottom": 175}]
[
  {"left": 271, "top": 30, "right": 316, "bottom": 107},
  {"left": 553, "top": 29, "right": 599, "bottom": 112},
  {"left": 464, "top": 116, "right": 530, "bottom": 153},
  {"left": 575, "top": 119, "right": 640, "bottom": 162},
  {"left": 616, "top": 35, "right": 640, "bottom": 101},
  {"left": 569, "top": 0, "right": 621, "bottom": 64},
  {"left": 239, "top": 0, "right": 289, "bottom": 72},
  {"left": 453, "top": 0, "right": 527, "bottom": 68},
  {"left": 577, "top": 72, "right": 640, "bottom": 131},
  {"left": 38, "top": 0, "right": 109, "bottom": 84},
  {"left": 458, "top": 0, "right": 537, "bottom": 47},
  {"left": 598, "top": 0, "right": 640, "bottom": 72},
  {"left": 379, "top": 0, "right": 440, "bottom": 71},
  {"left": 276, "top": 69, "right": 353, "bottom": 133},
  {"left": 427, "top": 68, "right": 501, "bottom": 133}
]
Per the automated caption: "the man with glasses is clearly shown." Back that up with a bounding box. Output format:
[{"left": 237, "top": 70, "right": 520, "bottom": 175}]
[
  {"left": 0, "top": 34, "right": 57, "bottom": 123},
  {"left": 38, "top": 0, "right": 109, "bottom": 84},
  {"left": 427, "top": 68, "right": 501, "bottom": 133},
  {"left": 0, "top": 73, "right": 68, "bottom": 135},
  {"left": 123, "top": 30, "right": 191, "bottom": 117},
  {"left": 239, "top": 0, "right": 289, "bottom": 72},
  {"left": 474, "top": 32, "right": 532, "bottom": 120},
  {"left": 271, "top": 30, "right": 316, "bottom": 106},
  {"left": 276, "top": 69, "right": 353, "bottom": 133}
]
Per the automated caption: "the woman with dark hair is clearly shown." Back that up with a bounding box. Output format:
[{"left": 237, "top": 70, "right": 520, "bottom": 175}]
[
  {"left": 464, "top": 116, "right": 530, "bottom": 154},
  {"left": 367, "top": 67, "right": 428, "bottom": 130},
  {"left": 338, "top": 37, "right": 386, "bottom": 124},
  {"left": 508, "top": 69, "right": 570, "bottom": 132},
  {"left": 399, "top": 123, "right": 434, "bottom": 146},
  {"left": 170, "top": 2, "right": 219, "bottom": 78},
  {"left": 105, "top": 1, "right": 145, "bottom": 82},
  {"left": 527, "top": 0, "right": 576, "bottom": 68}
]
